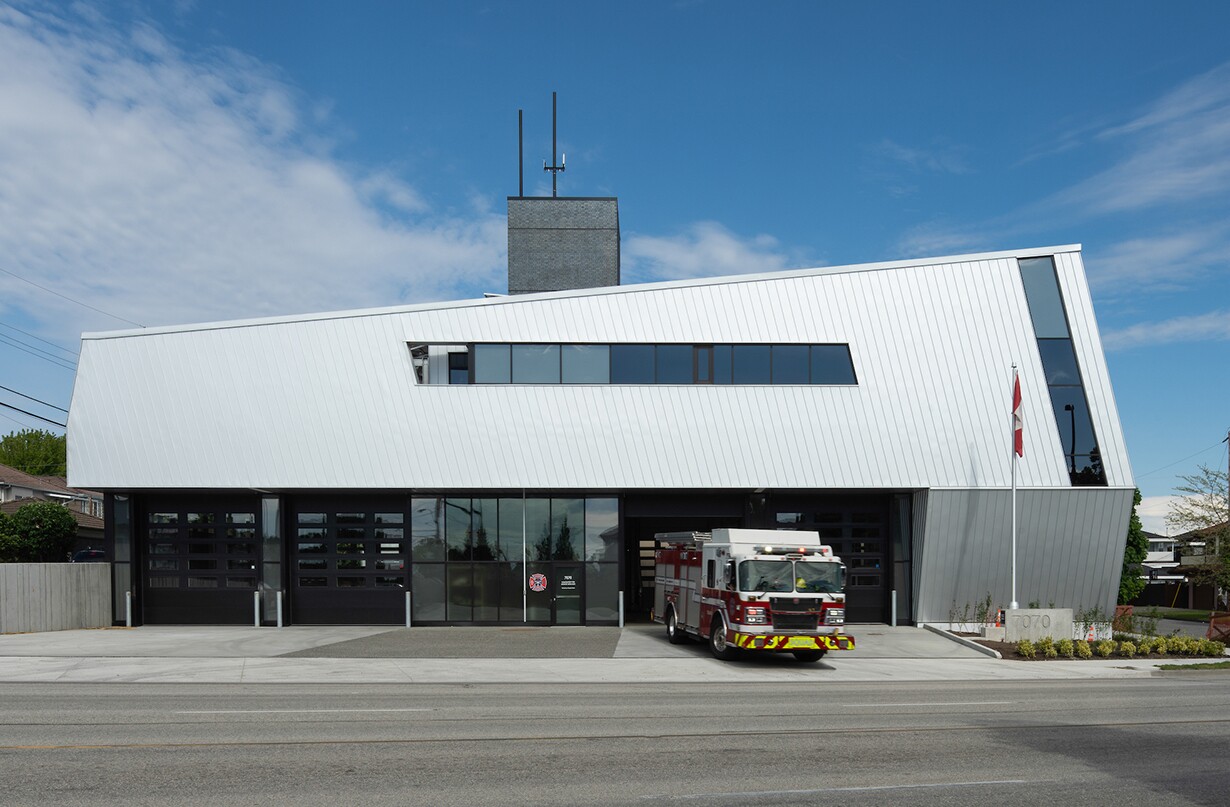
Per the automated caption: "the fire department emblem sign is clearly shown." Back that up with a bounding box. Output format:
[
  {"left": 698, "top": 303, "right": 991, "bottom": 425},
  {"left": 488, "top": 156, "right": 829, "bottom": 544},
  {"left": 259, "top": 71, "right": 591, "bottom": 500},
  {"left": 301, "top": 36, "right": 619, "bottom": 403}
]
[{"left": 528, "top": 573, "right": 548, "bottom": 592}]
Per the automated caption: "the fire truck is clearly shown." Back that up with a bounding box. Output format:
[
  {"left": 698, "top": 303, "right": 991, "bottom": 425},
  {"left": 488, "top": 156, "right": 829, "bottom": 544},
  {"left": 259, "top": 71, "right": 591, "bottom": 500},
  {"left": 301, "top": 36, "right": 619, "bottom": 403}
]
[{"left": 653, "top": 528, "right": 854, "bottom": 662}]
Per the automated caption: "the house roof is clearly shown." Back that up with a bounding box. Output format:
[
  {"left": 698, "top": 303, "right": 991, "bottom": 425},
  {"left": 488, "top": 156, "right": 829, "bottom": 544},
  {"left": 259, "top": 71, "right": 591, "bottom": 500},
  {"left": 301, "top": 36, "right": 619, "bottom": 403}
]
[
  {"left": 0, "top": 463, "right": 100, "bottom": 499},
  {"left": 0, "top": 497, "right": 104, "bottom": 530}
]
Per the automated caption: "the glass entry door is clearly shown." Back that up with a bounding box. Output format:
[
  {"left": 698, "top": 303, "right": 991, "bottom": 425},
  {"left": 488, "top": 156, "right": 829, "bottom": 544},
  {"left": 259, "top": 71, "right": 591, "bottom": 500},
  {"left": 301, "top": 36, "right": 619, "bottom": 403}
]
[{"left": 553, "top": 563, "right": 583, "bottom": 625}]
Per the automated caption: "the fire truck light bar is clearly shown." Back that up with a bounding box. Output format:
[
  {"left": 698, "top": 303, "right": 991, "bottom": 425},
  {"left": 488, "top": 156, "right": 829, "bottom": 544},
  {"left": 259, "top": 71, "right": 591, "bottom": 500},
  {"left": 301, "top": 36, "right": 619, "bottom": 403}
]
[{"left": 758, "top": 545, "right": 834, "bottom": 557}]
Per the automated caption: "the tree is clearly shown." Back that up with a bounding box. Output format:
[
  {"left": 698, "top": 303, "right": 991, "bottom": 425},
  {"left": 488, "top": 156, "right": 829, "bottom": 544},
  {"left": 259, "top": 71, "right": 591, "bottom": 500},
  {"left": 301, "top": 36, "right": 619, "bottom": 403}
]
[
  {"left": 0, "top": 500, "right": 78, "bottom": 562},
  {"left": 1118, "top": 489, "right": 1148, "bottom": 604},
  {"left": 1166, "top": 463, "right": 1230, "bottom": 608},
  {"left": 0, "top": 429, "right": 67, "bottom": 476}
]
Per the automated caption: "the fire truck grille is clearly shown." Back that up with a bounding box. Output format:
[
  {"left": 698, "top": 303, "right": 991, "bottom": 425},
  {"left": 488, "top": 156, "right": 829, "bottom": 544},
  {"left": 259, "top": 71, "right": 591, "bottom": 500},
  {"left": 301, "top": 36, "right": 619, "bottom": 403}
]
[{"left": 769, "top": 612, "right": 819, "bottom": 631}]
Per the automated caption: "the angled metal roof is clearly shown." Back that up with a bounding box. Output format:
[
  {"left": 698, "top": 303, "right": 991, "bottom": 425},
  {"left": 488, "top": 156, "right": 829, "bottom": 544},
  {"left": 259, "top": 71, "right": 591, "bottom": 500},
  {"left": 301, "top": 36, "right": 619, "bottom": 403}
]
[{"left": 68, "top": 245, "right": 1131, "bottom": 492}]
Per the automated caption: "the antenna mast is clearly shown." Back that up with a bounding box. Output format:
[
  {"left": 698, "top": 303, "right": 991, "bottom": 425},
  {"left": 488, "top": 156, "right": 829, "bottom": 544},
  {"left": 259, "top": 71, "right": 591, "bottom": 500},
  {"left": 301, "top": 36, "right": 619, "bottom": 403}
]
[{"left": 543, "top": 91, "right": 565, "bottom": 197}]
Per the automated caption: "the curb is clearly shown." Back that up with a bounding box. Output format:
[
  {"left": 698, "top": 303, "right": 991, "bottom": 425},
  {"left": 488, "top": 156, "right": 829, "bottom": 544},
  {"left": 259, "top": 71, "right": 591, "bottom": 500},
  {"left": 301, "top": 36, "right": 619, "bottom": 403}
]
[{"left": 923, "top": 623, "right": 1002, "bottom": 659}]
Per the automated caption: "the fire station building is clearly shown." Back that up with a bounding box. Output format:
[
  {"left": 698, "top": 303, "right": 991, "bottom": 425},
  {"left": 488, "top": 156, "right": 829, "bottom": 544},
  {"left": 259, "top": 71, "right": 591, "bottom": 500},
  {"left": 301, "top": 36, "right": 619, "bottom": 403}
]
[{"left": 67, "top": 197, "right": 1134, "bottom": 628}]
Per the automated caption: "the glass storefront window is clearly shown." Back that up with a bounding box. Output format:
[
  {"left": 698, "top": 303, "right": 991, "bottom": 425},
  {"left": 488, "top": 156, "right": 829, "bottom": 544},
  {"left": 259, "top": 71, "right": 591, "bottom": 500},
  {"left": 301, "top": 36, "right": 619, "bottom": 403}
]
[
  {"left": 610, "top": 344, "right": 655, "bottom": 383},
  {"left": 771, "top": 345, "right": 809, "bottom": 383},
  {"left": 552, "top": 498, "right": 584, "bottom": 560},
  {"left": 411, "top": 564, "right": 446, "bottom": 621},
  {"left": 655, "top": 345, "right": 692, "bottom": 383},
  {"left": 732, "top": 345, "right": 771, "bottom": 383},
  {"left": 585, "top": 562, "right": 620, "bottom": 621},
  {"left": 562, "top": 345, "right": 610, "bottom": 383},
  {"left": 445, "top": 498, "right": 472, "bottom": 561},
  {"left": 474, "top": 344, "right": 511, "bottom": 384},
  {"left": 585, "top": 498, "right": 619, "bottom": 562},
  {"left": 810, "top": 345, "right": 857, "bottom": 384},
  {"left": 512, "top": 344, "right": 560, "bottom": 383},
  {"left": 411, "top": 498, "right": 445, "bottom": 561},
  {"left": 525, "top": 499, "right": 552, "bottom": 562}
]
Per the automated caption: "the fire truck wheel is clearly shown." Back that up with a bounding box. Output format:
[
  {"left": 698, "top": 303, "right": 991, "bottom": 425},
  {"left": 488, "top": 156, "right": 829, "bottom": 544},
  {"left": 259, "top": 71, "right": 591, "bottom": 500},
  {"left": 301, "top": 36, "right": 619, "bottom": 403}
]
[
  {"left": 709, "top": 619, "right": 738, "bottom": 660},
  {"left": 792, "top": 650, "right": 826, "bottom": 663},
  {"left": 666, "top": 608, "right": 686, "bottom": 645}
]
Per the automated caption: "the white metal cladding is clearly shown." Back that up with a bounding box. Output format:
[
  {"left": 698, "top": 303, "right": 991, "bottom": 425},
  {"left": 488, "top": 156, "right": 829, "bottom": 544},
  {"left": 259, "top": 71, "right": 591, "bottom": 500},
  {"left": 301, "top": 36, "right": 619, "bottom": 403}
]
[
  {"left": 912, "top": 488, "right": 1134, "bottom": 622},
  {"left": 68, "top": 245, "right": 1132, "bottom": 492}
]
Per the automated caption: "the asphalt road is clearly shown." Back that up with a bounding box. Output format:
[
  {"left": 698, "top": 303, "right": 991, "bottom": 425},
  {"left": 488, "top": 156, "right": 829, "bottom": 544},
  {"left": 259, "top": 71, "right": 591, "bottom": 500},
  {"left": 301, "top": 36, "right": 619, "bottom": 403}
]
[{"left": 2, "top": 677, "right": 1228, "bottom": 806}]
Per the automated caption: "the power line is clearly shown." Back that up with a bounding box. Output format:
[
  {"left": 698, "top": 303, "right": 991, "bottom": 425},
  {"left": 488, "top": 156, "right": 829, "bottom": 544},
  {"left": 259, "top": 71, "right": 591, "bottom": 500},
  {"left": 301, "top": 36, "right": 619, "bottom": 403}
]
[
  {"left": 0, "top": 320, "right": 79, "bottom": 357},
  {"left": 0, "top": 264, "right": 144, "bottom": 328},
  {"left": 0, "top": 384, "right": 68, "bottom": 413},
  {"left": 0, "top": 400, "right": 66, "bottom": 428},
  {"left": 0, "top": 333, "right": 77, "bottom": 371},
  {"left": 1136, "top": 440, "right": 1227, "bottom": 479}
]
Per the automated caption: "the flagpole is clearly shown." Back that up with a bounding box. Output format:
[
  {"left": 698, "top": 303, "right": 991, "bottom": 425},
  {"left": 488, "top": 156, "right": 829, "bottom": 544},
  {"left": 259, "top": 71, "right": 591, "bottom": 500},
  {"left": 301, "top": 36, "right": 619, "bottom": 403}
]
[{"left": 1010, "top": 362, "right": 1018, "bottom": 610}]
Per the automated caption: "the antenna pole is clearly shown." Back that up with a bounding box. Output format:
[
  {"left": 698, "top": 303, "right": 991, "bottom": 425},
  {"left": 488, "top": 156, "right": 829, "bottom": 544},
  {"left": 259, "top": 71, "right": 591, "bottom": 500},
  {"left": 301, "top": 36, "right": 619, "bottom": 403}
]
[
  {"left": 518, "top": 108, "right": 524, "bottom": 197},
  {"left": 543, "top": 91, "right": 565, "bottom": 196},
  {"left": 552, "top": 91, "right": 558, "bottom": 197}
]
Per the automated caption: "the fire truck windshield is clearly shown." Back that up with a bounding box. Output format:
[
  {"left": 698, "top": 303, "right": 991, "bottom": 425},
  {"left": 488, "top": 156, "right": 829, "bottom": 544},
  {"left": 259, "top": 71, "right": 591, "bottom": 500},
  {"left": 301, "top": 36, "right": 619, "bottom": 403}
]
[{"left": 739, "top": 559, "right": 844, "bottom": 593}]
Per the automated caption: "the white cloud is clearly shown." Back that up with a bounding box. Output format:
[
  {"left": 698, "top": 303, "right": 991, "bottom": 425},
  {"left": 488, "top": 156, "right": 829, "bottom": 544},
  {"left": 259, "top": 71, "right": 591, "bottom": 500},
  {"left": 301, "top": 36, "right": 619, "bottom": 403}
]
[
  {"left": 622, "top": 221, "right": 809, "bottom": 283},
  {"left": 1084, "top": 227, "right": 1230, "bottom": 295},
  {"left": 1138, "top": 495, "right": 1181, "bottom": 536},
  {"left": 1050, "top": 61, "right": 1230, "bottom": 216},
  {"left": 1102, "top": 309, "right": 1230, "bottom": 351},
  {"left": 0, "top": 4, "right": 507, "bottom": 342},
  {"left": 874, "top": 138, "right": 970, "bottom": 176}
]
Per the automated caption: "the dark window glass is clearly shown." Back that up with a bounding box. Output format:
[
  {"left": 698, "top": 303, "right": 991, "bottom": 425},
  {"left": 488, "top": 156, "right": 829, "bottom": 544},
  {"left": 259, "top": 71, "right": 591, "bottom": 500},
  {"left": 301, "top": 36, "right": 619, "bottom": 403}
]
[
  {"left": 610, "top": 344, "right": 655, "bottom": 383},
  {"left": 1019, "top": 257, "right": 1069, "bottom": 338},
  {"left": 188, "top": 543, "right": 213, "bottom": 554},
  {"left": 694, "top": 346, "right": 713, "bottom": 383},
  {"left": 297, "top": 527, "right": 325, "bottom": 540},
  {"left": 810, "top": 345, "right": 857, "bottom": 384},
  {"left": 336, "top": 513, "right": 364, "bottom": 524},
  {"left": 297, "top": 542, "right": 326, "bottom": 554},
  {"left": 525, "top": 499, "right": 552, "bottom": 562},
  {"left": 473, "top": 564, "right": 500, "bottom": 621},
  {"left": 297, "top": 513, "right": 325, "bottom": 524},
  {"left": 299, "top": 576, "right": 327, "bottom": 587},
  {"left": 337, "top": 576, "right": 365, "bottom": 588},
  {"left": 586, "top": 562, "right": 620, "bottom": 621},
  {"left": 1070, "top": 453, "right": 1107, "bottom": 486},
  {"left": 149, "top": 542, "right": 176, "bottom": 554},
  {"left": 732, "top": 345, "right": 771, "bottom": 383},
  {"left": 473, "top": 344, "right": 511, "bottom": 384},
  {"left": 227, "top": 513, "right": 255, "bottom": 524},
  {"left": 655, "top": 345, "right": 692, "bottom": 383},
  {"left": 771, "top": 345, "right": 809, "bottom": 384},
  {"left": 512, "top": 344, "right": 560, "bottom": 383},
  {"left": 187, "top": 513, "right": 214, "bottom": 525},
  {"left": 584, "top": 498, "right": 619, "bottom": 562},
  {"left": 561, "top": 345, "right": 610, "bottom": 383},
  {"left": 227, "top": 559, "right": 253, "bottom": 570},
  {"left": 298, "top": 559, "right": 326, "bottom": 570},
  {"left": 447, "top": 564, "right": 473, "bottom": 621},
  {"left": 472, "top": 498, "right": 498, "bottom": 561},
  {"left": 499, "top": 562, "right": 524, "bottom": 622},
  {"left": 411, "top": 497, "right": 445, "bottom": 561},
  {"left": 498, "top": 498, "right": 524, "bottom": 562},
  {"left": 374, "top": 513, "right": 403, "bottom": 524},
  {"left": 1048, "top": 387, "right": 1099, "bottom": 458},
  {"left": 1037, "top": 339, "right": 1081, "bottom": 385},
  {"left": 187, "top": 577, "right": 218, "bottom": 588},
  {"left": 337, "top": 558, "right": 366, "bottom": 570},
  {"left": 552, "top": 498, "right": 584, "bottom": 561},
  {"left": 713, "top": 345, "right": 732, "bottom": 384},
  {"left": 337, "top": 528, "right": 365, "bottom": 541},
  {"left": 375, "top": 576, "right": 403, "bottom": 588},
  {"left": 149, "top": 559, "right": 178, "bottom": 571},
  {"left": 227, "top": 527, "right": 255, "bottom": 540},
  {"left": 446, "top": 497, "right": 472, "bottom": 561},
  {"left": 150, "top": 512, "right": 178, "bottom": 524},
  {"left": 448, "top": 352, "right": 469, "bottom": 384},
  {"left": 411, "top": 564, "right": 446, "bottom": 621}
]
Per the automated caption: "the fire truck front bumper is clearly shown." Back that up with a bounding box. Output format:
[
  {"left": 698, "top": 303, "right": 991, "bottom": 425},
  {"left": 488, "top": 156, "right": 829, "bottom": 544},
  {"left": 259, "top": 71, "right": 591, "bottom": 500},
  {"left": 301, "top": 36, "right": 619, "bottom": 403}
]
[{"left": 732, "top": 632, "right": 855, "bottom": 652}]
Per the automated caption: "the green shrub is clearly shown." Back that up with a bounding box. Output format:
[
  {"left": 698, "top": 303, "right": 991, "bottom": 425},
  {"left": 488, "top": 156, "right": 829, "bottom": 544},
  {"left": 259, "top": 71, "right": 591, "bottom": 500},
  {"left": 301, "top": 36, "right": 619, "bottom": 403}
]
[
  {"left": 1198, "top": 639, "right": 1226, "bottom": 658},
  {"left": 1118, "top": 641, "right": 1136, "bottom": 658},
  {"left": 1095, "top": 640, "right": 1115, "bottom": 657},
  {"left": 1154, "top": 639, "right": 1168, "bottom": 656},
  {"left": 1076, "top": 640, "right": 1093, "bottom": 659},
  {"left": 1016, "top": 640, "right": 1036, "bottom": 659},
  {"left": 1137, "top": 637, "right": 1158, "bottom": 655},
  {"left": 0, "top": 501, "right": 78, "bottom": 562},
  {"left": 1057, "top": 638, "right": 1074, "bottom": 658},
  {"left": 1043, "top": 643, "right": 1058, "bottom": 659}
]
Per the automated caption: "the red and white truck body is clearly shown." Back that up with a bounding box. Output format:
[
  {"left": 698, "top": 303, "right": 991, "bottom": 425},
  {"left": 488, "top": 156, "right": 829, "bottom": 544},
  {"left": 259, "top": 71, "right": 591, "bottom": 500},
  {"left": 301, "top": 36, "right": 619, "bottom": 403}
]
[{"left": 653, "top": 528, "right": 854, "bottom": 661}]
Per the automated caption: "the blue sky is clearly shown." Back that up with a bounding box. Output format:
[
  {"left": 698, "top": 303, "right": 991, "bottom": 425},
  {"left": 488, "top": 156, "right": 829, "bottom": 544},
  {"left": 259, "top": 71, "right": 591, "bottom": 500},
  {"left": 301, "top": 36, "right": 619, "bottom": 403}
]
[{"left": 1, "top": 1, "right": 1228, "bottom": 532}]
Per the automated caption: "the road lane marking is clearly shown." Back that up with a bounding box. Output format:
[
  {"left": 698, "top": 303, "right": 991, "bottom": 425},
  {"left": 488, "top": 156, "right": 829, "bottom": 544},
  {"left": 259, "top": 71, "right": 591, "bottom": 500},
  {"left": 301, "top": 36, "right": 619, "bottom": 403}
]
[
  {"left": 641, "top": 779, "right": 1035, "bottom": 800},
  {"left": 175, "top": 708, "right": 435, "bottom": 714},
  {"left": 841, "top": 701, "right": 1016, "bottom": 707}
]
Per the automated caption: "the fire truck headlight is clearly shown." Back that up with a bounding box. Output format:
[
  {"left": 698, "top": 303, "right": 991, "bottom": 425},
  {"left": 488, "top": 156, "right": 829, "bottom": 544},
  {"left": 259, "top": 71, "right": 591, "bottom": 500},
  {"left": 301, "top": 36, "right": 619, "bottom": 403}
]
[
  {"left": 824, "top": 608, "right": 845, "bottom": 626},
  {"left": 744, "top": 606, "right": 767, "bottom": 625}
]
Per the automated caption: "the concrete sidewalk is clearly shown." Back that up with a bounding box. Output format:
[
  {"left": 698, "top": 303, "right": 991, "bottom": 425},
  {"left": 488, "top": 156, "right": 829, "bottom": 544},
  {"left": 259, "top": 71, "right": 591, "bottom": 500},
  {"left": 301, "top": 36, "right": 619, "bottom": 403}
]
[{"left": 0, "top": 623, "right": 1219, "bottom": 684}]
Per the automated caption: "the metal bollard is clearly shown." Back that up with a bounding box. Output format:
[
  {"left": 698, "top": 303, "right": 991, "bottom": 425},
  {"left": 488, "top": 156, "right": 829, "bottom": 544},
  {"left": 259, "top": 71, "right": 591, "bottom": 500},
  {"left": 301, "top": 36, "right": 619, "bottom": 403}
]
[
  {"left": 618, "top": 590, "right": 624, "bottom": 628},
  {"left": 125, "top": 590, "right": 132, "bottom": 628},
  {"left": 276, "top": 590, "right": 284, "bottom": 628},
  {"left": 891, "top": 590, "right": 898, "bottom": 627},
  {"left": 405, "top": 591, "right": 412, "bottom": 628},
  {"left": 253, "top": 591, "right": 261, "bottom": 627}
]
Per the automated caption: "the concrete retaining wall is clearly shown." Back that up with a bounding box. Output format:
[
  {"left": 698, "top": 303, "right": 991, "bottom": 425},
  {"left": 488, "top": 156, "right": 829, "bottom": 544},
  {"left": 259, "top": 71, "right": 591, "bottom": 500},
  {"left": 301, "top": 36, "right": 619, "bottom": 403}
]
[{"left": 0, "top": 564, "right": 111, "bottom": 633}]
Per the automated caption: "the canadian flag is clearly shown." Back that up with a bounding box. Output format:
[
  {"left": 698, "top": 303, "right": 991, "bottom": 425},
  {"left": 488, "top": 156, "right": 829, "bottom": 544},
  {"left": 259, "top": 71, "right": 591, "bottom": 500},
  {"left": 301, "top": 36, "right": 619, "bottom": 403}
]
[{"left": 1012, "top": 372, "right": 1023, "bottom": 458}]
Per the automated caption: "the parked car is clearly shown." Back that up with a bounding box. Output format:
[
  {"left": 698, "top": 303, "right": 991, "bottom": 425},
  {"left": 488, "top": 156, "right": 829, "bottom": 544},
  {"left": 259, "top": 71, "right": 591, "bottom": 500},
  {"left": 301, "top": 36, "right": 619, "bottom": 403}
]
[{"left": 69, "top": 549, "right": 107, "bottom": 563}]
